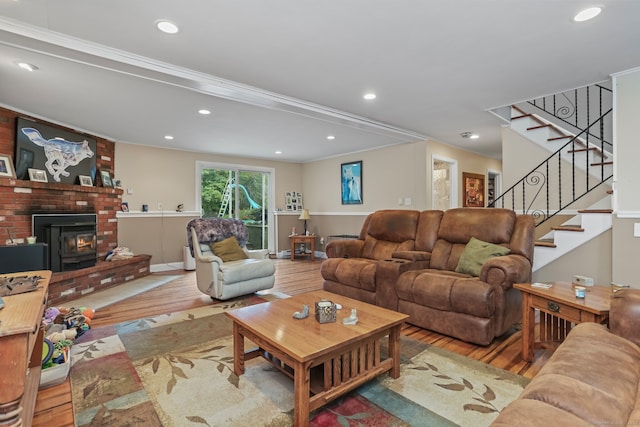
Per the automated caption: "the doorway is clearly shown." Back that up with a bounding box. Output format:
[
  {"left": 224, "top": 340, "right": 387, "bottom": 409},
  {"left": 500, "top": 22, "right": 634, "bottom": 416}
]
[
  {"left": 196, "top": 162, "right": 274, "bottom": 251},
  {"left": 432, "top": 155, "right": 458, "bottom": 210}
]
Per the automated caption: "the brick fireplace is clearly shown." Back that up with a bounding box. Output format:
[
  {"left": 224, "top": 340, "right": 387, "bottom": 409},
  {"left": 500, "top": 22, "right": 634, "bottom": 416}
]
[{"left": 0, "top": 106, "right": 151, "bottom": 305}]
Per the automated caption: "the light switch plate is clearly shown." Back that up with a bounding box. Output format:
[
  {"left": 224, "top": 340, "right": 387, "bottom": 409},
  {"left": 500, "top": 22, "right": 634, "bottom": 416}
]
[{"left": 634, "top": 223, "right": 640, "bottom": 237}]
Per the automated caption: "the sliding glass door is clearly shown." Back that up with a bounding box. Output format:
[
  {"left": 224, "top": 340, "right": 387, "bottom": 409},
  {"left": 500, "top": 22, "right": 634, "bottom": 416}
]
[{"left": 197, "top": 162, "right": 273, "bottom": 251}]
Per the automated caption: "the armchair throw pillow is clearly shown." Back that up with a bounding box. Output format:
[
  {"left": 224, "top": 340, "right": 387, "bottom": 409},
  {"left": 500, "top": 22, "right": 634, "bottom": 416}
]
[
  {"left": 209, "top": 237, "right": 248, "bottom": 262},
  {"left": 455, "top": 237, "right": 511, "bottom": 277}
]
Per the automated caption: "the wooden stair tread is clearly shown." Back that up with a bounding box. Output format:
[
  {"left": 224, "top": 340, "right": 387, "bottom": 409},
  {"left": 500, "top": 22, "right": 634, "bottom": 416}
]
[
  {"left": 551, "top": 226, "right": 584, "bottom": 232},
  {"left": 548, "top": 135, "right": 573, "bottom": 141},
  {"left": 578, "top": 209, "right": 613, "bottom": 214},
  {"left": 535, "top": 240, "right": 557, "bottom": 248},
  {"left": 527, "top": 124, "right": 554, "bottom": 131},
  {"left": 512, "top": 114, "right": 533, "bottom": 120},
  {"left": 591, "top": 161, "right": 613, "bottom": 166}
]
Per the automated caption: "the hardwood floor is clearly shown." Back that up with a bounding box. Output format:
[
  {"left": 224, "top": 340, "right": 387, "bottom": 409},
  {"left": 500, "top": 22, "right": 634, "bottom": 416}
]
[{"left": 33, "top": 259, "right": 549, "bottom": 426}]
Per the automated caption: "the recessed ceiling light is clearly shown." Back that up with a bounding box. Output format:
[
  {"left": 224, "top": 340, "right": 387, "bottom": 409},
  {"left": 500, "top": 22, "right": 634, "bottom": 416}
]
[
  {"left": 156, "top": 20, "right": 179, "bottom": 34},
  {"left": 275, "top": 151, "right": 282, "bottom": 155},
  {"left": 164, "top": 135, "right": 174, "bottom": 140},
  {"left": 574, "top": 6, "right": 602, "bottom": 22},
  {"left": 363, "top": 93, "right": 377, "bottom": 100},
  {"left": 460, "top": 132, "right": 479, "bottom": 139},
  {"left": 327, "top": 135, "right": 336, "bottom": 140},
  {"left": 17, "top": 62, "right": 38, "bottom": 71},
  {"left": 198, "top": 109, "right": 211, "bottom": 115}
]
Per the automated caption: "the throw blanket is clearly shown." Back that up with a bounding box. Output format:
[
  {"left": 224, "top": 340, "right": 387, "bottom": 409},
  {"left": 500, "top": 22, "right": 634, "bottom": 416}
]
[{"left": 186, "top": 218, "right": 249, "bottom": 257}]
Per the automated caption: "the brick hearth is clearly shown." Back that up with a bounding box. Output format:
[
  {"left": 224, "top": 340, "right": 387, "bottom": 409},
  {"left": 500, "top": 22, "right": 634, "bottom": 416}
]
[{"left": 49, "top": 254, "right": 151, "bottom": 306}]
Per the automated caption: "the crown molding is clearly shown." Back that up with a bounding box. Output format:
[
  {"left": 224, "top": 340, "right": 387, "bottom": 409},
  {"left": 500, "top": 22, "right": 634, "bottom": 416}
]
[{"left": 0, "top": 17, "right": 427, "bottom": 142}]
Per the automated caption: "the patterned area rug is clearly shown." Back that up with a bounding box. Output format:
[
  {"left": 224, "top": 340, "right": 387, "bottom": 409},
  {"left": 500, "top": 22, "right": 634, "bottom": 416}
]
[{"left": 70, "top": 296, "right": 529, "bottom": 426}]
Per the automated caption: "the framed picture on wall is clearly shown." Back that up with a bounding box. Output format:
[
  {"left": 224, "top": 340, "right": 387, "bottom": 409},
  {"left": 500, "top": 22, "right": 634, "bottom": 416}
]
[
  {"left": 462, "top": 172, "right": 485, "bottom": 207},
  {"left": 0, "top": 154, "right": 16, "bottom": 178},
  {"left": 341, "top": 161, "right": 363, "bottom": 205}
]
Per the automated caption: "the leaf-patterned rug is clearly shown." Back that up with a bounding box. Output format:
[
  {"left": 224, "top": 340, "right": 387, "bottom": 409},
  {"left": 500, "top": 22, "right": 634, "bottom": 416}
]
[{"left": 70, "top": 295, "right": 529, "bottom": 426}]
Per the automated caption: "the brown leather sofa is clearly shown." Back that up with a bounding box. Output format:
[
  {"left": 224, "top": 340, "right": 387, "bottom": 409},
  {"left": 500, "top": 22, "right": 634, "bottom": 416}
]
[
  {"left": 492, "top": 289, "right": 640, "bottom": 426},
  {"left": 321, "top": 209, "right": 443, "bottom": 305},
  {"left": 322, "top": 208, "right": 535, "bottom": 346}
]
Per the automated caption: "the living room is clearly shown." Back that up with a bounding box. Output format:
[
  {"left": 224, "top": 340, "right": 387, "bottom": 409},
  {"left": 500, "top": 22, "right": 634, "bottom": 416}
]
[{"left": 2, "top": 2, "right": 640, "bottom": 426}]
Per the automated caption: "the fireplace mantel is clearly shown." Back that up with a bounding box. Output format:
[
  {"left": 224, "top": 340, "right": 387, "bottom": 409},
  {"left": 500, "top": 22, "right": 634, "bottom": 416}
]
[{"left": 0, "top": 177, "right": 123, "bottom": 195}]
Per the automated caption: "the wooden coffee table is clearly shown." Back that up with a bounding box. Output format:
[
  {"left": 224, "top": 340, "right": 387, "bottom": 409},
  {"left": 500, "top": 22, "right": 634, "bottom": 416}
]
[
  {"left": 225, "top": 290, "right": 408, "bottom": 427},
  {"left": 515, "top": 282, "right": 611, "bottom": 362}
]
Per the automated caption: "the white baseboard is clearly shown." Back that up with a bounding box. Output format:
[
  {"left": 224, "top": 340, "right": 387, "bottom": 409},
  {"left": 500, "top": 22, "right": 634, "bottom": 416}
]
[{"left": 150, "top": 262, "right": 189, "bottom": 272}]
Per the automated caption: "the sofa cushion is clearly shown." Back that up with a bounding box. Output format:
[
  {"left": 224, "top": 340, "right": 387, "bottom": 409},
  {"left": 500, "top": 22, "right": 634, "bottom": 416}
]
[
  {"left": 396, "top": 269, "right": 495, "bottom": 318},
  {"left": 455, "top": 237, "right": 511, "bottom": 277},
  {"left": 219, "top": 258, "right": 275, "bottom": 284},
  {"left": 321, "top": 258, "right": 377, "bottom": 291},
  {"left": 209, "top": 237, "right": 248, "bottom": 262}
]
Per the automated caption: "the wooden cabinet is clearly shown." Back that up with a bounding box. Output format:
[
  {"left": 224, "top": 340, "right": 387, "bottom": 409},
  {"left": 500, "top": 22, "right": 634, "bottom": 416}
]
[{"left": 0, "top": 270, "right": 50, "bottom": 427}]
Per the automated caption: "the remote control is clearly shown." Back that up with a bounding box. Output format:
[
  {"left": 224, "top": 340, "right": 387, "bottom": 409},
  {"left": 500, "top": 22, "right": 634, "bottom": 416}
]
[{"left": 531, "top": 282, "right": 552, "bottom": 289}]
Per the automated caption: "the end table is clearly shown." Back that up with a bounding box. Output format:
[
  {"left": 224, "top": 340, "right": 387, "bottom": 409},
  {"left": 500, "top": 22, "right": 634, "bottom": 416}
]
[
  {"left": 289, "top": 234, "right": 315, "bottom": 261},
  {"left": 514, "top": 281, "right": 610, "bottom": 362}
]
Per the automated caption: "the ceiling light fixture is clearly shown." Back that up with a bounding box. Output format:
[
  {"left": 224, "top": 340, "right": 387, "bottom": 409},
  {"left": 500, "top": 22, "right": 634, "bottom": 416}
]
[
  {"left": 17, "top": 62, "right": 38, "bottom": 71},
  {"left": 363, "top": 93, "right": 377, "bottom": 100},
  {"left": 460, "top": 132, "right": 479, "bottom": 140},
  {"left": 156, "top": 20, "right": 179, "bottom": 34},
  {"left": 574, "top": 6, "right": 602, "bottom": 22},
  {"left": 326, "top": 135, "right": 336, "bottom": 140},
  {"left": 198, "top": 109, "right": 211, "bottom": 115},
  {"left": 164, "top": 135, "right": 174, "bottom": 140},
  {"left": 275, "top": 151, "right": 282, "bottom": 155}
]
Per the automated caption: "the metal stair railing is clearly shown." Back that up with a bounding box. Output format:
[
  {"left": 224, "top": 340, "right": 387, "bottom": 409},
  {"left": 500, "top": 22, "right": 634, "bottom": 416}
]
[
  {"left": 489, "top": 109, "right": 612, "bottom": 227},
  {"left": 526, "top": 83, "right": 612, "bottom": 153}
]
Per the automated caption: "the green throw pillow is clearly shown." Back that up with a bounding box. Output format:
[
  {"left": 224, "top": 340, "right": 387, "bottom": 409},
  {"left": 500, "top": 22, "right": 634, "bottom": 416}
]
[
  {"left": 209, "top": 237, "right": 248, "bottom": 262},
  {"left": 455, "top": 237, "right": 511, "bottom": 277}
]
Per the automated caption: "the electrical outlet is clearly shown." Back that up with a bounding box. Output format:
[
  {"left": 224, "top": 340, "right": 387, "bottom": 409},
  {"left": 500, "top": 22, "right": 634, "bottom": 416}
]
[{"left": 157, "top": 203, "right": 163, "bottom": 210}]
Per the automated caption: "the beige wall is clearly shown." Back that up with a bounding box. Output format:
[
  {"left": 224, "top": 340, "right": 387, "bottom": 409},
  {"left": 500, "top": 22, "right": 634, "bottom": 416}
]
[
  {"left": 115, "top": 143, "right": 303, "bottom": 266},
  {"left": 302, "top": 141, "right": 429, "bottom": 213},
  {"left": 612, "top": 68, "right": 640, "bottom": 287}
]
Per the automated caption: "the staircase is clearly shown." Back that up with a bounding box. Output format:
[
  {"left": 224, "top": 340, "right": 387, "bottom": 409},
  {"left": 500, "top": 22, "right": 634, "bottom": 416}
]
[
  {"left": 532, "top": 195, "right": 612, "bottom": 271},
  {"left": 492, "top": 82, "right": 614, "bottom": 271}
]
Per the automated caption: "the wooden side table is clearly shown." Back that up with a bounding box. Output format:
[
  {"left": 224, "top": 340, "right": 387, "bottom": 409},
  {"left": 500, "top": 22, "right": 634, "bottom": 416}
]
[
  {"left": 514, "top": 281, "right": 610, "bottom": 362},
  {"left": 0, "top": 270, "right": 51, "bottom": 427},
  {"left": 289, "top": 235, "right": 315, "bottom": 261}
]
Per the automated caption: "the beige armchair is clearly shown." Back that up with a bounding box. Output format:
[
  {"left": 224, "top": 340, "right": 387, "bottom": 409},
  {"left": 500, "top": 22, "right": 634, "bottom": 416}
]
[{"left": 187, "top": 218, "right": 275, "bottom": 300}]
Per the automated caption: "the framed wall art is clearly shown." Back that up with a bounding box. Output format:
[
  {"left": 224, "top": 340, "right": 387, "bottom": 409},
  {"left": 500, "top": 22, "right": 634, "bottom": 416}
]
[
  {"left": 341, "top": 161, "right": 362, "bottom": 205},
  {"left": 28, "top": 168, "right": 48, "bottom": 183},
  {"left": 100, "top": 169, "right": 113, "bottom": 187},
  {"left": 462, "top": 172, "right": 485, "bottom": 207},
  {"left": 14, "top": 117, "right": 97, "bottom": 184},
  {"left": 78, "top": 175, "right": 93, "bottom": 187},
  {"left": 0, "top": 154, "right": 16, "bottom": 178}
]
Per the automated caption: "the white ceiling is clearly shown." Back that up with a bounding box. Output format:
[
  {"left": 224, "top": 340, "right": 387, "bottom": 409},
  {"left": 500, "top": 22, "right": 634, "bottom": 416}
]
[{"left": 1, "top": 1, "right": 639, "bottom": 163}]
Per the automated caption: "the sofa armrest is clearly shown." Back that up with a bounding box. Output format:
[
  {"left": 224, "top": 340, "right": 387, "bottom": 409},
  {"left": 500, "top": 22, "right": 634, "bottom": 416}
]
[
  {"left": 246, "top": 249, "right": 269, "bottom": 260},
  {"left": 326, "top": 239, "right": 364, "bottom": 258},
  {"left": 610, "top": 289, "right": 640, "bottom": 347},
  {"left": 392, "top": 250, "right": 431, "bottom": 262},
  {"left": 479, "top": 254, "right": 532, "bottom": 290}
]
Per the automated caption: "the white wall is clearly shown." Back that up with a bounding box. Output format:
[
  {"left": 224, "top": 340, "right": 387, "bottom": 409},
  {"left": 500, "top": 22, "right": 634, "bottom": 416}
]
[{"left": 612, "top": 68, "right": 640, "bottom": 287}]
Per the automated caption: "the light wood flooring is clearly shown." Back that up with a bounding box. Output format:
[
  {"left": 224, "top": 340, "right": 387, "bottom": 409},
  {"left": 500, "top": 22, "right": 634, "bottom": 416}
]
[{"left": 33, "top": 259, "right": 550, "bottom": 426}]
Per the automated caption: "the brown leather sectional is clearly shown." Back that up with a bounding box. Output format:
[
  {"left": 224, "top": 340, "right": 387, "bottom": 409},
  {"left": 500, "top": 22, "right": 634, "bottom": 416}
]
[
  {"left": 492, "top": 289, "right": 640, "bottom": 426},
  {"left": 321, "top": 208, "right": 535, "bottom": 345}
]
